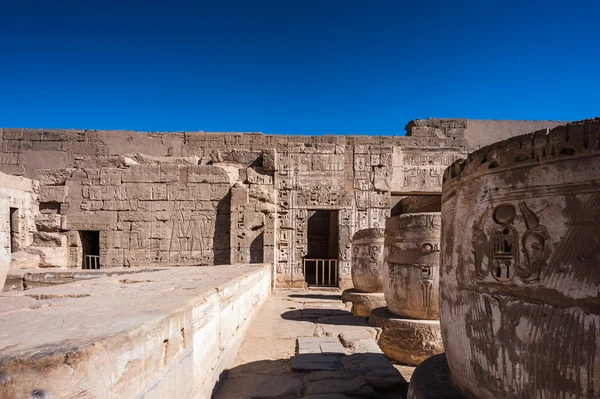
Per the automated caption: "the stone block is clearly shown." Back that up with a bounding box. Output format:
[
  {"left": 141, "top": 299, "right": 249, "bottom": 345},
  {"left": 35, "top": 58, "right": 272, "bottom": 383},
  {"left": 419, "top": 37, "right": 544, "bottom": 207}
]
[
  {"left": 10, "top": 251, "right": 41, "bottom": 269},
  {"left": 121, "top": 165, "right": 162, "bottom": 183},
  {"left": 99, "top": 168, "right": 122, "bottom": 185},
  {"left": 159, "top": 164, "right": 180, "bottom": 182},
  {"left": 38, "top": 169, "right": 75, "bottom": 186},
  {"left": 121, "top": 184, "right": 153, "bottom": 201},
  {"left": 249, "top": 184, "right": 275, "bottom": 204},
  {"left": 65, "top": 212, "right": 117, "bottom": 230},
  {"left": 31, "top": 246, "right": 69, "bottom": 268},
  {"left": 35, "top": 214, "right": 62, "bottom": 232},
  {"left": 38, "top": 186, "right": 68, "bottom": 203},
  {"left": 188, "top": 165, "right": 232, "bottom": 184},
  {"left": 33, "top": 232, "right": 67, "bottom": 247},
  {"left": 167, "top": 185, "right": 210, "bottom": 201},
  {"left": 262, "top": 148, "right": 276, "bottom": 171},
  {"left": 84, "top": 186, "right": 119, "bottom": 201},
  {"left": 246, "top": 167, "right": 273, "bottom": 184},
  {"left": 209, "top": 184, "right": 230, "bottom": 201}
]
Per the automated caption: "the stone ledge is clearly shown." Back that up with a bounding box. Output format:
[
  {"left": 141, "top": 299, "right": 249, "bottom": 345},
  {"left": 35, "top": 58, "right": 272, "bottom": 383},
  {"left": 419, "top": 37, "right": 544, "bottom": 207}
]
[{"left": 0, "top": 264, "right": 271, "bottom": 398}]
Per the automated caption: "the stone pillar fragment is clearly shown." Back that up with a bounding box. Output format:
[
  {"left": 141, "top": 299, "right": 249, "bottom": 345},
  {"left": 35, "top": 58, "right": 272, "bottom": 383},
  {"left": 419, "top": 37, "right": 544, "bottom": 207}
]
[
  {"left": 409, "top": 120, "right": 600, "bottom": 399},
  {"left": 369, "top": 212, "right": 443, "bottom": 366},
  {"left": 342, "top": 228, "right": 386, "bottom": 317}
]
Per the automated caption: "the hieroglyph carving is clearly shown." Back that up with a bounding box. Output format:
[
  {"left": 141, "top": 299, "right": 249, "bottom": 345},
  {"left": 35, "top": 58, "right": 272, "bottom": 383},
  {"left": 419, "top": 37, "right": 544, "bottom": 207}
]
[{"left": 473, "top": 201, "right": 548, "bottom": 283}]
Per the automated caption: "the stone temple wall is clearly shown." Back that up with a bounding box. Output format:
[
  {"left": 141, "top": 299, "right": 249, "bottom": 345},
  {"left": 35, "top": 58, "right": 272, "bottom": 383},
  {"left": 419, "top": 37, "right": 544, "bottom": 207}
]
[
  {"left": 0, "top": 172, "right": 38, "bottom": 288},
  {"left": 0, "top": 119, "right": 564, "bottom": 288}
]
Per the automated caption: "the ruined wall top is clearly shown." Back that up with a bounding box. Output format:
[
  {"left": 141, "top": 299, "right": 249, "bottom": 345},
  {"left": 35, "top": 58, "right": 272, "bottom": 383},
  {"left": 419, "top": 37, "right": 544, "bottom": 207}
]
[
  {"left": 405, "top": 118, "right": 565, "bottom": 149},
  {"left": 442, "top": 117, "right": 600, "bottom": 189}
]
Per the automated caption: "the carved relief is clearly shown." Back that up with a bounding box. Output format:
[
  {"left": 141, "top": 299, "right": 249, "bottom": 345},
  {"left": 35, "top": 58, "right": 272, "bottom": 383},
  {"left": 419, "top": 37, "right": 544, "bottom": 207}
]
[{"left": 472, "top": 202, "right": 547, "bottom": 283}]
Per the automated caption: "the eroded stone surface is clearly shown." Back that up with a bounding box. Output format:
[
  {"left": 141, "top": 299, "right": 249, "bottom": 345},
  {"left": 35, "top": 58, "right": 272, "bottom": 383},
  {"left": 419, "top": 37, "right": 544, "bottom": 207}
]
[
  {"left": 383, "top": 213, "right": 441, "bottom": 320},
  {"left": 0, "top": 265, "right": 270, "bottom": 399},
  {"left": 341, "top": 289, "right": 386, "bottom": 317},
  {"left": 407, "top": 354, "right": 465, "bottom": 399},
  {"left": 440, "top": 118, "right": 600, "bottom": 398},
  {"left": 351, "top": 228, "right": 385, "bottom": 293},
  {"left": 369, "top": 307, "right": 443, "bottom": 366}
]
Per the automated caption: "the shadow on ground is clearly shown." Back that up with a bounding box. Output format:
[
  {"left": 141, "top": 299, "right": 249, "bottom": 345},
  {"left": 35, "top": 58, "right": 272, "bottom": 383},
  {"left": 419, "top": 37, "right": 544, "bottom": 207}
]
[
  {"left": 281, "top": 308, "right": 372, "bottom": 327},
  {"left": 212, "top": 353, "right": 408, "bottom": 399},
  {"left": 288, "top": 293, "right": 342, "bottom": 301}
]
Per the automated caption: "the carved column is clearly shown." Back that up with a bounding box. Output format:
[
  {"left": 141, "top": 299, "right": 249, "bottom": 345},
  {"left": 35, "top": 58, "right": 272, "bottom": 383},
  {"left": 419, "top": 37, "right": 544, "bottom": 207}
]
[
  {"left": 409, "top": 119, "right": 600, "bottom": 399},
  {"left": 369, "top": 212, "right": 443, "bottom": 366},
  {"left": 342, "top": 228, "right": 387, "bottom": 316}
]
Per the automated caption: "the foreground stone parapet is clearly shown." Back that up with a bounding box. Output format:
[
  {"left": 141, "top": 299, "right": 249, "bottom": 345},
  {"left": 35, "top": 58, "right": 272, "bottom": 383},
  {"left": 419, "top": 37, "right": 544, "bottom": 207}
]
[
  {"left": 341, "top": 289, "right": 386, "bottom": 317},
  {"left": 383, "top": 213, "right": 441, "bottom": 320},
  {"left": 0, "top": 264, "right": 271, "bottom": 399},
  {"left": 439, "top": 118, "right": 600, "bottom": 398},
  {"left": 369, "top": 307, "right": 442, "bottom": 366}
]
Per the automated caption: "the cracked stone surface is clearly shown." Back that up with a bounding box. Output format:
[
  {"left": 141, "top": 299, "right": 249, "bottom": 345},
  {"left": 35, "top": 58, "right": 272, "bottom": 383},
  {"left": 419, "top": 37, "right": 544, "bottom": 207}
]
[{"left": 214, "top": 290, "right": 411, "bottom": 399}]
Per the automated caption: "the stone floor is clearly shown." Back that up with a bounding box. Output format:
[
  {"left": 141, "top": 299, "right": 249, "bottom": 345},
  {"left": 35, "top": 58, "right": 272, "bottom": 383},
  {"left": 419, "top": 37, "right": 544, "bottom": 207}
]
[{"left": 214, "top": 290, "right": 414, "bottom": 399}]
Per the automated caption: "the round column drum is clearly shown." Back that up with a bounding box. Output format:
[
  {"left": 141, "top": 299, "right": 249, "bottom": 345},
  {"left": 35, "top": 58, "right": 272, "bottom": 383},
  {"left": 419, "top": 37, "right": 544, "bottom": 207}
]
[
  {"left": 351, "top": 228, "right": 385, "bottom": 293},
  {"left": 383, "top": 212, "right": 441, "bottom": 320},
  {"left": 440, "top": 120, "right": 600, "bottom": 398}
]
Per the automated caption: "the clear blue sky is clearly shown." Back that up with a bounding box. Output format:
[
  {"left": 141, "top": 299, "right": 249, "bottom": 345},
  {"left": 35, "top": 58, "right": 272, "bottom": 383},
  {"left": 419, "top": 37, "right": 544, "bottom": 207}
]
[{"left": 0, "top": 1, "right": 598, "bottom": 135}]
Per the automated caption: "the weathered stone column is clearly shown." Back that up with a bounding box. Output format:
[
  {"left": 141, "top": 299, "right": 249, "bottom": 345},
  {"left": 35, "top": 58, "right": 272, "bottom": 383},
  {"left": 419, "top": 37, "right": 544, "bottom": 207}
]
[
  {"left": 409, "top": 119, "right": 600, "bottom": 398},
  {"left": 369, "top": 212, "right": 443, "bottom": 366},
  {"left": 342, "top": 228, "right": 387, "bottom": 316}
]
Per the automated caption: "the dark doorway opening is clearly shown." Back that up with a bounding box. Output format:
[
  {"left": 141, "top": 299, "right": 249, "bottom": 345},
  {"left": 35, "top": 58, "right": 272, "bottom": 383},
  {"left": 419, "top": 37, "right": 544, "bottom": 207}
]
[
  {"left": 80, "top": 231, "right": 100, "bottom": 269},
  {"left": 9, "top": 208, "right": 18, "bottom": 252},
  {"left": 304, "top": 210, "right": 339, "bottom": 287}
]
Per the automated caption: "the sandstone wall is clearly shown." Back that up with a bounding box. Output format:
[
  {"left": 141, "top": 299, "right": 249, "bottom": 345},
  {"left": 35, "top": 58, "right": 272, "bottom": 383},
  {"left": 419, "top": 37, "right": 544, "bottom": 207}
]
[
  {"left": 0, "top": 119, "right": 565, "bottom": 286},
  {"left": 0, "top": 172, "right": 38, "bottom": 288}
]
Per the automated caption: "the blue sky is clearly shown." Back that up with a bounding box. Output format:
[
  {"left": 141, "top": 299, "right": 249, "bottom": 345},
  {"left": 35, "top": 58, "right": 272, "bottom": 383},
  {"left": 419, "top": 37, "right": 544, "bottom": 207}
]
[{"left": 0, "top": 0, "right": 598, "bottom": 135}]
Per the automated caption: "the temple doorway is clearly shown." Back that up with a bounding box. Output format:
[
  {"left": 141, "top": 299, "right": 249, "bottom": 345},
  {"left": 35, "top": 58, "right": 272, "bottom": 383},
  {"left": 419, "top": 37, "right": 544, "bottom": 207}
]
[
  {"left": 304, "top": 210, "right": 339, "bottom": 287},
  {"left": 80, "top": 231, "right": 100, "bottom": 269}
]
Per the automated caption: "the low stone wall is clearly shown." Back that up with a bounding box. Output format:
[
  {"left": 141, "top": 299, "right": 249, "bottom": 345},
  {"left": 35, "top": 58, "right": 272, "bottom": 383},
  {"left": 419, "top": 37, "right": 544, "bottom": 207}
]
[
  {"left": 3, "top": 267, "right": 164, "bottom": 291},
  {"left": 0, "top": 264, "right": 271, "bottom": 398}
]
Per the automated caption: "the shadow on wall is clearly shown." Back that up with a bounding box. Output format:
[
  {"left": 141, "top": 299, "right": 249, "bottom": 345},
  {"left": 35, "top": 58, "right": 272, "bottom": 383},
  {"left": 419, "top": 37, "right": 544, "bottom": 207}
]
[
  {"left": 214, "top": 194, "right": 231, "bottom": 265},
  {"left": 211, "top": 354, "right": 408, "bottom": 399}
]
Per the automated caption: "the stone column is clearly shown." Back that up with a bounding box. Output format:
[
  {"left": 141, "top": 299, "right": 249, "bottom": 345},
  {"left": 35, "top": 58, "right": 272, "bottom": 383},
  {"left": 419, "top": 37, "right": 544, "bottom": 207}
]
[
  {"left": 408, "top": 119, "right": 600, "bottom": 398},
  {"left": 341, "top": 228, "right": 387, "bottom": 316},
  {"left": 369, "top": 212, "right": 443, "bottom": 366}
]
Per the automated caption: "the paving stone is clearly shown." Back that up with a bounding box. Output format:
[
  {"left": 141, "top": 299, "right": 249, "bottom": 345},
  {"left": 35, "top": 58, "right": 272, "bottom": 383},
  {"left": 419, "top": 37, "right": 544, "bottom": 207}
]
[
  {"left": 303, "top": 370, "right": 356, "bottom": 383},
  {"left": 216, "top": 374, "right": 304, "bottom": 399},
  {"left": 305, "top": 375, "right": 379, "bottom": 398},
  {"left": 319, "top": 342, "right": 345, "bottom": 354},
  {"left": 339, "top": 330, "right": 377, "bottom": 347},
  {"left": 352, "top": 339, "right": 383, "bottom": 354},
  {"left": 292, "top": 362, "right": 344, "bottom": 372}
]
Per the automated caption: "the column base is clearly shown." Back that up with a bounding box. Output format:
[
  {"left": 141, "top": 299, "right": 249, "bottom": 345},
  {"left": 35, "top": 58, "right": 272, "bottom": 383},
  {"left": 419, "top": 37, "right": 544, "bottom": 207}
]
[
  {"left": 407, "top": 353, "right": 466, "bottom": 399},
  {"left": 341, "top": 289, "right": 386, "bottom": 317},
  {"left": 368, "top": 307, "right": 443, "bottom": 366}
]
